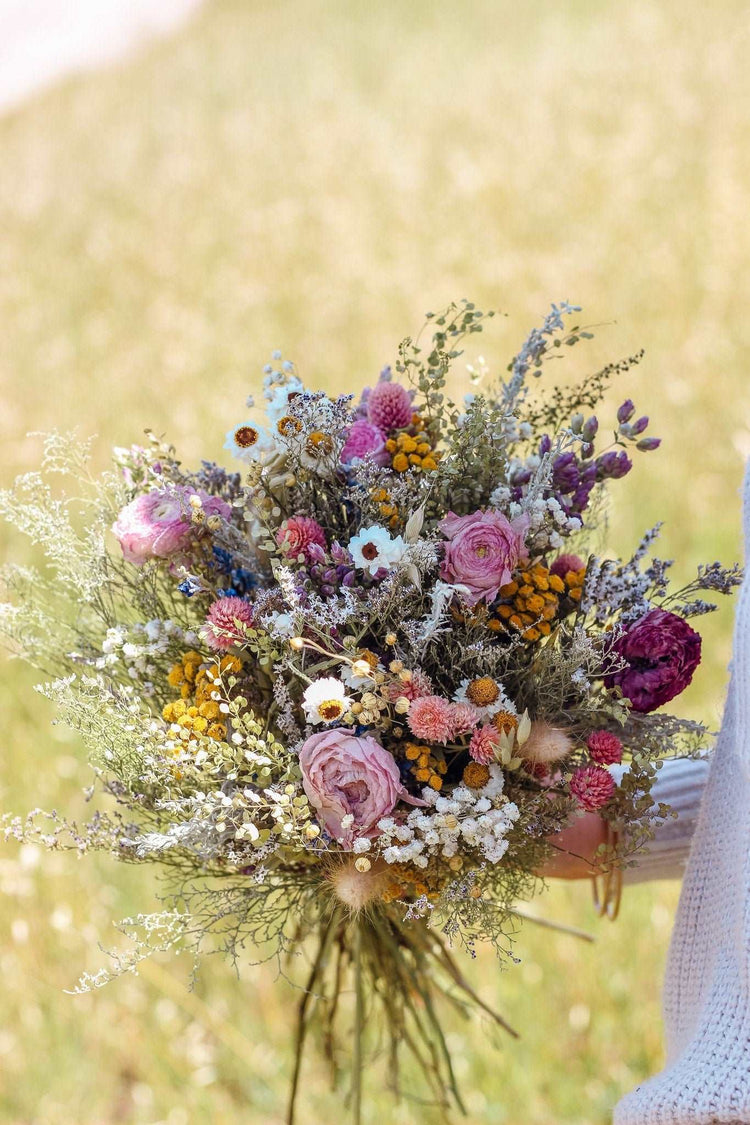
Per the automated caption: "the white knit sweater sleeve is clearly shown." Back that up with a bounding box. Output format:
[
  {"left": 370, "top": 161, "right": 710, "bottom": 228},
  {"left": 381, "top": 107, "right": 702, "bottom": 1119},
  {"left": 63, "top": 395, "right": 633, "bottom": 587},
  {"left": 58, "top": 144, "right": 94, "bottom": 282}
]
[{"left": 614, "top": 462, "right": 750, "bottom": 1125}]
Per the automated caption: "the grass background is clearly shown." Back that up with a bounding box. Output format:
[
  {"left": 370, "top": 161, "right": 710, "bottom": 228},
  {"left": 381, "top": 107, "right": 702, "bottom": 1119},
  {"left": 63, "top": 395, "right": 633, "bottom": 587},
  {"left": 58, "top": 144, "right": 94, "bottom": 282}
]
[{"left": 1, "top": 1, "right": 749, "bottom": 1121}]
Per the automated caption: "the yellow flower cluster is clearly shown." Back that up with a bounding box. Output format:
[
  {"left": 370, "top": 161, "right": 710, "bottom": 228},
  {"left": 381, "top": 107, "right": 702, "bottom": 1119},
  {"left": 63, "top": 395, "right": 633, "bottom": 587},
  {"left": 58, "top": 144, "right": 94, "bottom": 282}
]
[
  {"left": 488, "top": 564, "right": 585, "bottom": 642},
  {"left": 371, "top": 487, "right": 399, "bottom": 529},
  {"left": 381, "top": 863, "right": 441, "bottom": 904},
  {"left": 163, "top": 652, "right": 242, "bottom": 743},
  {"left": 404, "top": 741, "right": 447, "bottom": 791},
  {"left": 385, "top": 414, "right": 439, "bottom": 473}
]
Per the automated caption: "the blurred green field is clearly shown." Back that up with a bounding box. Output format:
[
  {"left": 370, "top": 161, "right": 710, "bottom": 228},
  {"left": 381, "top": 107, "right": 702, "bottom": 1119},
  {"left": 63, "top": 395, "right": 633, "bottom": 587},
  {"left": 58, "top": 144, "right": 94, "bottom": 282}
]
[{"left": 1, "top": 1, "right": 749, "bottom": 1122}]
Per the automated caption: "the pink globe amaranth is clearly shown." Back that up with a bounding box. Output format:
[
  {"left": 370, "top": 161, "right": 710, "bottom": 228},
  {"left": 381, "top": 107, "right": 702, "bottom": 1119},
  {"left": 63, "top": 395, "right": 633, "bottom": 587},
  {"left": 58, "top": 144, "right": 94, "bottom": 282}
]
[
  {"left": 276, "top": 516, "right": 327, "bottom": 562},
  {"left": 468, "top": 725, "right": 500, "bottom": 764},
  {"left": 299, "top": 728, "right": 423, "bottom": 846},
  {"left": 586, "top": 730, "right": 623, "bottom": 766},
  {"left": 387, "top": 668, "right": 433, "bottom": 703},
  {"left": 340, "top": 419, "right": 390, "bottom": 467},
  {"left": 407, "top": 695, "right": 456, "bottom": 744},
  {"left": 449, "top": 702, "right": 480, "bottom": 737},
  {"left": 569, "top": 764, "right": 615, "bottom": 811},
  {"left": 112, "top": 487, "right": 231, "bottom": 566},
  {"left": 605, "top": 608, "right": 702, "bottom": 713},
  {"left": 203, "top": 596, "right": 254, "bottom": 651},
  {"left": 367, "top": 381, "right": 414, "bottom": 432},
  {"left": 439, "top": 508, "right": 530, "bottom": 606}
]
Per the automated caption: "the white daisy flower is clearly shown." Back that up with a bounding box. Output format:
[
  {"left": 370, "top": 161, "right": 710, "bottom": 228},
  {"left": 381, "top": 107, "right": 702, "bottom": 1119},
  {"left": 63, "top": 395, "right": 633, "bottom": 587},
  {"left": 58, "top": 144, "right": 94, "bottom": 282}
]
[
  {"left": 224, "top": 422, "right": 276, "bottom": 463},
  {"left": 302, "top": 677, "right": 352, "bottom": 725},
  {"left": 453, "top": 676, "right": 517, "bottom": 721},
  {"left": 264, "top": 374, "right": 305, "bottom": 423},
  {"left": 349, "top": 525, "right": 407, "bottom": 576}
]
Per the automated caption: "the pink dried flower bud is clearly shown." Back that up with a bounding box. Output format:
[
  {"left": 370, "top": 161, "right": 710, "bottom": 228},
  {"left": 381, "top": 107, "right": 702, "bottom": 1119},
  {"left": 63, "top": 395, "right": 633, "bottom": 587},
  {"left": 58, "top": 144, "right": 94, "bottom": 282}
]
[
  {"left": 586, "top": 730, "right": 623, "bottom": 766},
  {"left": 276, "top": 516, "right": 327, "bottom": 562},
  {"left": 367, "top": 380, "right": 414, "bottom": 432},
  {"left": 407, "top": 695, "right": 456, "bottom": 744},
  {"left": 203, "top": 596, "right": 254, "bottom": 651},
  {"left": 468, "top": 725, "right": 500, "bottom": 765},
  {"left": 449, "top": 702, "right": 480, "bottom": 737},
  {"left": 570, "top": 764, "right": 615, "bottom": 811}
]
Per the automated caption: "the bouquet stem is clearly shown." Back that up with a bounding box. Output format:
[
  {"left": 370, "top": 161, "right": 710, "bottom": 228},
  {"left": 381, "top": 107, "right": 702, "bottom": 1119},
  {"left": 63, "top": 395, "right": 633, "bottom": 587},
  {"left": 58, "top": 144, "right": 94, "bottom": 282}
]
[{"left": 352, "top": 918, "right": 364, "bottom": 1125}]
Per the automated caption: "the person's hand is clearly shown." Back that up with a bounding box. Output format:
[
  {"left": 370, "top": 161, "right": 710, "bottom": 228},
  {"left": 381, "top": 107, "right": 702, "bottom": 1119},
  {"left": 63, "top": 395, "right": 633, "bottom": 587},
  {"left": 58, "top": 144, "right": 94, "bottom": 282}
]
[{"left": 540, "top": 812, "right": 607, "bottom": 880}]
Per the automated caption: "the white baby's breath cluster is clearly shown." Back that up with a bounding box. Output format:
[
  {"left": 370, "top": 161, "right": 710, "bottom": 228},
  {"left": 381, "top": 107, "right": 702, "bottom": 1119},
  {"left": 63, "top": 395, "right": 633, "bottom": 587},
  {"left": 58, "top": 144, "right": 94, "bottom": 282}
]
[{"left": 377, "top": 765, "right": 520, "bottom": 867}]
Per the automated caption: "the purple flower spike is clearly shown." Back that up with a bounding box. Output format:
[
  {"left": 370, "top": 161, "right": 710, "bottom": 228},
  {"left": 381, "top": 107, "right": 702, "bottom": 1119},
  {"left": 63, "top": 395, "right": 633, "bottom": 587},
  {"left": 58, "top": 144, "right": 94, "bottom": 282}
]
[
  {"left": 637, "top": 437, "right": 662, "bottom": 452},
  {"left": 539, "top": 434, "right": 552, "bottom": 456},
  {"left": 617, "top": 400, "right": 636, "bottom": 424}
]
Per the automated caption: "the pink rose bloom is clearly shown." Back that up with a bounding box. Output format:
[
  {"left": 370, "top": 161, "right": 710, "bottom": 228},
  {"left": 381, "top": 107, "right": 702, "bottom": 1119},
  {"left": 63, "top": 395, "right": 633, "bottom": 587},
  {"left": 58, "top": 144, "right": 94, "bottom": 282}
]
[
  {"left": 112, "top": 487, "right": 231, "bottom": 566},
  {"left": 367, "top": 381, "right": 414, "bottom": 432},
  {"left": 340, "top": 419, "right": 390, "bottom": 466},
  {"left": 407, "top": 695, "right": 456, "bottom": 744},
  {"left": 299, "top": 728, "right": 422, "bottom": 846},
  {"left": 276, "top": 516, "right": 327, "bottom": 561},
  {"left": 203, "top": 596, "right": 254, "bottom": 651},
  {"left": 439, "top": 508, "right": 530, "bottom": 606}
]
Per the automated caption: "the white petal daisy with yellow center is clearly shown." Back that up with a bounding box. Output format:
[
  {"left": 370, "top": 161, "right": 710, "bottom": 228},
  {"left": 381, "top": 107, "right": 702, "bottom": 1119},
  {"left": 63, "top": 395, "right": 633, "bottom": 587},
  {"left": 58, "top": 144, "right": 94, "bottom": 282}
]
[{"left": 302, "top": 677, "right": 352, "bottom": 725}]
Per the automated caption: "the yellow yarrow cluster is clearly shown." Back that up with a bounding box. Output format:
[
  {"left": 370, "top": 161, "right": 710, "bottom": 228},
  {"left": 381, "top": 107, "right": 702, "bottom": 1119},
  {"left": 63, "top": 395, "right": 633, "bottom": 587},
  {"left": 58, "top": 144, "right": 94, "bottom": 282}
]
[
  {"left": 404, "top": 741, "right": 447, "bottom": 791},
  {"left": 492, "top": 562, "right": 575, "bottom": 643},
  {"left": 386, "top": 414, "right": 439, "bottom": 474},
  {"left": 163, "top": 652, "right": 242, "bottom": 743}
]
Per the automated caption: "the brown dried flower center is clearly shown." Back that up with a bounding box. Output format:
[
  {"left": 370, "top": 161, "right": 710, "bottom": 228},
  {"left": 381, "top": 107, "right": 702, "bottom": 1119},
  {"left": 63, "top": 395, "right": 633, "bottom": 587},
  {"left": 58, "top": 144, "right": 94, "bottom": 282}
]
[
  {"left": 361, "top": 542, "right": 379, "bottom": 561},
  {"left": 277, "top": 415, "right": 302, "bottom": 436},
  {"left": 319, "top": 699, "right": 345, "bottom": 720},
  {"left": 466, "top": 677, "right": 500, "bottom": 707},
  {"left": 234, "top": 426, "right": 259, "bottom": 448},
  {"left": 307, "top": 431, "right": 334, "bottom": 456}
]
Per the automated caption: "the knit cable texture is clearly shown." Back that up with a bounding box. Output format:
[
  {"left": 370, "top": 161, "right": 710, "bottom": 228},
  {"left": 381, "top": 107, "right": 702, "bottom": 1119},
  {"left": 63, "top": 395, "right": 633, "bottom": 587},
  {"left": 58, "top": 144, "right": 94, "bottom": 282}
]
[{"left": 615, "top": 463, "right": 750, "bottom": 1124}]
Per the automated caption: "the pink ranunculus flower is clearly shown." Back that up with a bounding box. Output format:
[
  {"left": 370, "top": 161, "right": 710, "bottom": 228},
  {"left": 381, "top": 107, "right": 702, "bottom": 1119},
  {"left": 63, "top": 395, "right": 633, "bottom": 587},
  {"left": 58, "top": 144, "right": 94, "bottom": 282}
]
[
  {"left": 276, "top": 515, "right": 327, "bottom": 562},
  {"left": 299, "top": 729, "right": 423, "bottom": 846},
  {"left": 340, "top": 419, "right": 390, "bottom": 466},
  {"left": 112, "top": 487, "right": 231, "bottom": 566},
  {"left": 439, "top": 508, "right": 530, "bottom": 606}
]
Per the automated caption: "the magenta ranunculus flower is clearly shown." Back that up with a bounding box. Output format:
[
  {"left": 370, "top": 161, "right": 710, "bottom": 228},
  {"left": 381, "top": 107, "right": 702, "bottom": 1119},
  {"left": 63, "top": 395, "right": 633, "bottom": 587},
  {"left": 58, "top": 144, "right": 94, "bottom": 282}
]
[
  {"left": 605, "top": 608, "right": 702, "bottom": 713},
  {"left": 439, "top": 508, "right": 530, "bottom": 606},
  {"left": 276, "top": 516, "right": 327, "bottom": 561},
  {"left": 340, "top": 419, "right": 390, "bottom": 466},
  {"left": 299, "top": 728, "right": 422, "bottom": 846},
  {"left": 203, "top": 596, "right": 254, "bottom": 651},
  {"left": 112, "top": 487, "right": 231, "bottom": 566}
]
